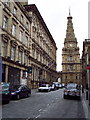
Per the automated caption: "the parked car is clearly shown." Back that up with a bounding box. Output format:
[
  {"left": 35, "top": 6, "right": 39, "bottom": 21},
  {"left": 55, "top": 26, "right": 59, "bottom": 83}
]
[
  {"left": 63, "top": 83, "right": 81, "bottom": 100},
  {"left": 50, "top": 84, "right": 56, "bottom": 91},
  {"left": 10, "top": 85, "right": 31, "bottom": 100},
  {"left": 53, "top": 82, "right": 59, "bottom": 89},
  {"left": 58, "top": 84, "right": 63, "bottom": 88},
  {"left": 62, "top": 83, "right": 65, "bottom": 88},
  {"left": 0, "top": 82, "right": 11, "bottom": 104},
  {"left": 38, "top": 84, "right": 51, "bottom": 92}
]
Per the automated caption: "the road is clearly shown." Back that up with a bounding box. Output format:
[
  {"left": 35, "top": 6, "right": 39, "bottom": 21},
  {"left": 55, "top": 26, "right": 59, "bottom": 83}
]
[{"left": 2, "top": 88, "right": 85, "bottom": 119}]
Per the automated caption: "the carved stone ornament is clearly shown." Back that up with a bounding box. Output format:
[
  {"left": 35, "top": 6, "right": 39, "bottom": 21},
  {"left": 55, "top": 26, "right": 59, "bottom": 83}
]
[
  {"left": 24, "top": 49, "right": 30, "bottom": 56},
  {"left": 11, "top": 40, "right": 18, "bottom": 47},
  {"left": 18, "top": 45, "right": 24, "bottom": 51},
  {"left": 2, "top": 34, "right": 10, "bottom": 42}
]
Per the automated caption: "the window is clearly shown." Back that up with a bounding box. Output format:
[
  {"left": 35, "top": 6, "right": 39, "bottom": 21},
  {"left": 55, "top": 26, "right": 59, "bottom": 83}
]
[
  {"left": 18, "top": 51, "right": 22, "bottom": 63},
  {"left": 12, "top": 24, "right": 16, "bottom": 36},
  {"left": 76, "top": 75, "right": 77, "bottom": 79},
  {"left": 36, "top": 51, "right": 39, "bottom": 60},
  {"left": 40, "top": 54, "right": 42, "bottom": 62},
  {"left": 19, "top": 31, "right": 23, "bottom": 41},
  {"left": 32, "top": 49, "right": 35, "bottom": 58},
  {"left": 3, "top": 16, "right": 8, "bottom": 30},
  {"left": 26, "top": 22, "right": 28, "bottom": 29},
  {"left": 11, "top": 47, "right": 15, "bottom": 60},
  {"left": 1, "top": 41, "right": 7, "bottom": 57},
  {"left": 22, "top": 71, "right": 28, "bottom": 78},
  {"left": 24, "top": 54, "right": 28, "bottom": 66},
  {"left": 20, "top": 15, "right": 23, "bottom": 23},
  {"left": 25, "top": 36, "right": 28, "bottom": 46},
  {"left": 70, "top": 65, "right": 73, "bottom": 72},
  {"left": 5, "top": 0, "right": 10, "bottom": 7},
  {"left": 13, "top": 7, "right": 17, "bottom": 16},
  {"left": 69, "top": 56, "right": 72, "bottom": 61},
  {"left": 70, "top": 43, "right": 73, "bottom": 47}
]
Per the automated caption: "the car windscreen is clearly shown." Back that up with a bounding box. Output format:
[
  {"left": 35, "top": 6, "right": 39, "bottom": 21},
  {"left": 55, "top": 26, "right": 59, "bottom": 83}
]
[
  {"left": 40, "top": 84, "right": 46, "bottom": 87},
  {"left": 10, "top": 85, "right": 21, "bottom": 91},
  {"left": 66, "top": 84, "right": 77, "bottom": 89},
  {"left": 0, "top": 83, "right": 10, "bottom": 93}
]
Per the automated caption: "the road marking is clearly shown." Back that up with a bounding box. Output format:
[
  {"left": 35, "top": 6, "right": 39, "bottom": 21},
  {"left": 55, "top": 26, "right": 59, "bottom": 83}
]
[
  {"left": 43, "top": 109, "right": 47, "bottom": 112},
  {"left": 39, "top": 109, "right": 42, "bottom": 112},
  {"left": 11, "top": 101, "right": 18, "bottom": 102},
  {"left": 47, "top": 104, "right": 49, "bottom": 106},
  {"left": 35, "top": 114, "right": 40, "bottom": 119}
]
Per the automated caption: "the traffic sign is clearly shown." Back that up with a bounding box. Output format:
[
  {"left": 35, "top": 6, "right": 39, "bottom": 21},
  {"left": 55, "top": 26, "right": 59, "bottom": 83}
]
[{"left": 86, "top": 64, "right": 90, "bottom": 69}]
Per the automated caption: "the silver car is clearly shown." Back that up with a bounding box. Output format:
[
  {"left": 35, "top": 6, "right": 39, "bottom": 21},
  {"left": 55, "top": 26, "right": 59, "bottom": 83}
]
[{"left": 38, "top": 84, "right": 51, "bottom": 92}]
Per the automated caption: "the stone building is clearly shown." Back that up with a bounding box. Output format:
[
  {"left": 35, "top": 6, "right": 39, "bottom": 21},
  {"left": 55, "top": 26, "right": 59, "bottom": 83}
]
[
  {"left": 0, "top": 0, "right": 57, "bottom": 88},
  {"left": 24, "top": 4, "right": 57, "bottom": 88},
  {"left": 82, "top": 39, "right": 90, "bottom": 106},
  {"left": 62, "top": 11, "right": 81, "bottom": 84}
]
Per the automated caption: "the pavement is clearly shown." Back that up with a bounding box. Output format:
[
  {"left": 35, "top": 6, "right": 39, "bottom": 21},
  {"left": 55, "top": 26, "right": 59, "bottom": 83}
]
[{"left": 81, "top": 91, "right": 90, "bottom": 119}]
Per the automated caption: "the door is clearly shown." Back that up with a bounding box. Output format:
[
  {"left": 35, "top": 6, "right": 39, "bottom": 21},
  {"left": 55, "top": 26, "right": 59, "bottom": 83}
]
[{"left": 8, "top": 66, "right": 20, "bottom": 86}]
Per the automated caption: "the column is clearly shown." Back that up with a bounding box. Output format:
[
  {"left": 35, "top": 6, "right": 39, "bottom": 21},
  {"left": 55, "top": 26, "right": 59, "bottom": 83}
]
[
  {"left": 7, "top": 40, "right": 10, "bottom": 57},
  {"left": 5, "top": 65, "right": 8, "bottom": 83},
  {"left": 20, "top": 70, "right": 23, "bottom": 84},
  {"left": 15, "top": 45, "right": 18, "bottom": 61},
  {"left": 22, "top": 51, "right": 24, "bottom": 64}
]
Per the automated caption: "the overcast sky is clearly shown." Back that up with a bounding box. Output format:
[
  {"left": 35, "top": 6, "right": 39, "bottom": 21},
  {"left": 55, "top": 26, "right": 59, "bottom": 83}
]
[{"left": 28, "top": 0, "right": 89, "bottom": 71}]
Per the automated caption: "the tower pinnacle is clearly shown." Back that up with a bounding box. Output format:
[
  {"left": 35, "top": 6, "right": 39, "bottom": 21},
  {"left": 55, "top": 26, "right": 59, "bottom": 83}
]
[
  {"left": 69, "top": 8, "right": 71, "bottom": 16},
  {"left": 67, "top": 8, "right": 72, "bottom": 19}
]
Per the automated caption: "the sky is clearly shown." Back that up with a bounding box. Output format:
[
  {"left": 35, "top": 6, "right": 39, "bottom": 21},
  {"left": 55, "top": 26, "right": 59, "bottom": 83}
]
[{"left": 28, "top": 0, "right": 89, "bottom": 71}]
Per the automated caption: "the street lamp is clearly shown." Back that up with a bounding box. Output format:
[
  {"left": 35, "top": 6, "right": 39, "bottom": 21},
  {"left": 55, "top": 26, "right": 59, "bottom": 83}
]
[{"left": 38, "top": 68, "right": 43, "bottom": 86}]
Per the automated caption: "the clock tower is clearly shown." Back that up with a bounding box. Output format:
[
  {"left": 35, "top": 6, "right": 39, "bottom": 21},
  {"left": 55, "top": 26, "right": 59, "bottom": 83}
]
[{"left": 62, "top": 10, "right": 81, "bottom": 84}]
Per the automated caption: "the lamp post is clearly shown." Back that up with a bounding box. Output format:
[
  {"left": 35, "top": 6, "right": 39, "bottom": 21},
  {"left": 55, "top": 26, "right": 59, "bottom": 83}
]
[
  {"left": 38, "top": 68, "right": 42, "bottom": 86},
  {"left": 27, "top": 66, "right": 32, "bottom": 88}
]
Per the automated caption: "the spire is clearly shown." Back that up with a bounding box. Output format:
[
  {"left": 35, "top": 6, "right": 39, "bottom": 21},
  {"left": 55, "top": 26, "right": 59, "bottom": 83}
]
[
  {"left": 67, "top": 8, "right": 72, "bottom": 19},
  {"left": 65, "top": 11, "right": 76, "bottom": 42},
  {"left": 69, "top": 8, "right": 71, "bottom": 16}
]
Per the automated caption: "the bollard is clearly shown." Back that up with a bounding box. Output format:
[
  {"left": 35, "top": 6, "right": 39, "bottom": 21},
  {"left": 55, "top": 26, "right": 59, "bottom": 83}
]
[
  {"left": 86, "top": 90, "right": 88, "bottom": 100},
  {"left": 89, "top": 93, "right": 90, "bottom": 106}
]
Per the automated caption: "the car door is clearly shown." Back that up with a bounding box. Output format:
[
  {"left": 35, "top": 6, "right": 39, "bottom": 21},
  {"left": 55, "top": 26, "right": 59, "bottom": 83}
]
[{"left": 20, "top": 86, "right": 26, "bottom": 98}]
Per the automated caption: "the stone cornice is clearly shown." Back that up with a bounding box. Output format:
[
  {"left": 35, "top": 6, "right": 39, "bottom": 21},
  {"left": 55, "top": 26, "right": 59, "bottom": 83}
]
[
  {"left": 2, "top": 57, "right": 28, "bottom": 69},
  {"left": 62, "top": 62, "right": 81, "bottom": 65}
]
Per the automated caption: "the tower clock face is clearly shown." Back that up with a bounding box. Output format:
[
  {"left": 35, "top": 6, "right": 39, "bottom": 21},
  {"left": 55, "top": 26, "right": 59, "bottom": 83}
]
[{"left": 70, "top": 43, "right": 72, "bottom": 47}]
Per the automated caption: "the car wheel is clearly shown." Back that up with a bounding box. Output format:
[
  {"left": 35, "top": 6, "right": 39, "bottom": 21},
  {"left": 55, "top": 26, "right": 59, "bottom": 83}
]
[
  {"left": 63, "top": 94, "right": 67, "bottom": 99},
  {"left": 4, "top": 100, "right": 10, "bottom": 104},
  {"left": 27, "top": 93, "right": 31, "bottom": 97},
  {"left": 48, "top": 89, "right": 49, "bottom": 92},
  {"left": 77, "top": 96, "right": 81, "bottom": 100},
  {"left": 17, "top": 94, "right": 20, "bottom": 100}
]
